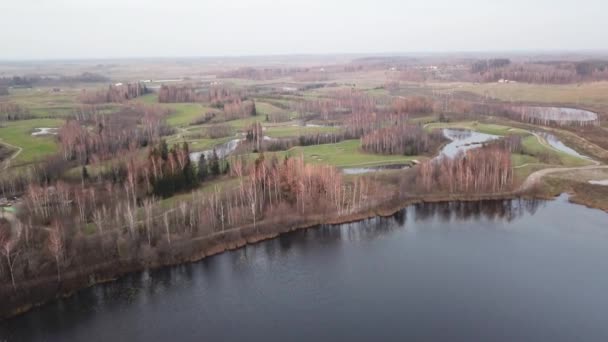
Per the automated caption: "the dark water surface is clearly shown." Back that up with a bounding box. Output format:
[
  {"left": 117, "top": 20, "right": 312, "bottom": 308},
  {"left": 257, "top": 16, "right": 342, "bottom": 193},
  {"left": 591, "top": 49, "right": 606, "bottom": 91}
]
[{"left": 2, "top": 195, "right": 608, "bottom": 342}]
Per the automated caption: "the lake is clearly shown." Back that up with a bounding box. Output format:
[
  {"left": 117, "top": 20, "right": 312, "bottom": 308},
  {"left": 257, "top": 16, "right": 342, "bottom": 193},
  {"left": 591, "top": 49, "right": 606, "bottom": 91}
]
[{"left": 2, "top": 195, "right": 608, "bottom": 342}]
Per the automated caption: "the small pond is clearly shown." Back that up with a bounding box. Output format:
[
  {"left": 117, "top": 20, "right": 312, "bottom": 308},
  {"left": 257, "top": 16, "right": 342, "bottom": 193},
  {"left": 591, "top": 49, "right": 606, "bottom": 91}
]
[{"left": 437, "top": 129, "right": 500, "bottom": 159}]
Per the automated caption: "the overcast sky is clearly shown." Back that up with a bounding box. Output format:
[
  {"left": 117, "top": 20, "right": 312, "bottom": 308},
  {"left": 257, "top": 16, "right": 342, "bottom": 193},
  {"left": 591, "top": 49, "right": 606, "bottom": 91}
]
[{"left": 1, "top": 0, "right": 606, "bottom": 59}]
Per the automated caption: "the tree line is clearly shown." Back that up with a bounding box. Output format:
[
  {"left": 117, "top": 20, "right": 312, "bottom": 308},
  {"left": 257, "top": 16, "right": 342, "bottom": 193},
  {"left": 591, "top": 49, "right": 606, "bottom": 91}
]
[
  {"left": 79, "top": 83, "right": 149, "bottom": 104},
  {"left": 416, "top": 144, "right": 513, "bottom": 193},
  {"left": 361, "top": 124, "right": 445, "bottom": 156},
  {"left": 470, "top": 60, "right": 608, "bottom": 84}
]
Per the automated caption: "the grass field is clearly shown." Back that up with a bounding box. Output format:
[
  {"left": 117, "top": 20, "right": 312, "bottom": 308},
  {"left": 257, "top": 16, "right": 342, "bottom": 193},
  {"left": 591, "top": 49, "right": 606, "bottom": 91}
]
[
  {"left": 425, "top": 121, "right": 592, "bottom": 168},
  {"left": 2, "top": 87, "right": 120, "bottom": 118},
  {"left": 254, "top": 140, "right": 421, "bottom": 168},
  {"left": 137, "top": 93, "right": 158, "bottom": 104},
  {"left": 2, "top": 88, "right": 82, "bottom": 117},
  {"left": 520, "top": 135, "right": 591, "bottom": 167},
  {"left": 425, "top": 121, "right": 529, "bottom": 136},
  {"left": 264, "top": 125, "right": 339, "bottom": 138},
  {"left": 0, "top": 118, "right": 64, "bottom": 164},
  {"left": 433, "top": 82, "right": 608, "bottom": 107},
  {"left": 255, "top": 101, "right": 285, "bottom": 115},
  {"left": 513, "top": 163, "right": 553, "bottom": 184},
  {"left": 163, "top": 103, "right": 217, "bottom": 127}
]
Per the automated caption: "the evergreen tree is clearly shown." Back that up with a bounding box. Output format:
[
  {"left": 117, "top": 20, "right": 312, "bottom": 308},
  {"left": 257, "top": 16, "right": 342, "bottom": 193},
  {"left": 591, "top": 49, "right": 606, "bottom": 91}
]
[
  {"left": 182, "top": 155, "right": 197, "bottom": 188},
  {"left": 81, "top": 166, "right": 89, "bottom": 180},
  {"left": 250, "top": 100, "right": 257, "bottom": 116},
  {"left": 197, "top": 154, "right": 208, "bottom": 181},
  {"left": 210, "top": 149, "right": 220, "bottom": 176},
  {"left": 160, "top": 139, "right": 169, "bottom": 160}
]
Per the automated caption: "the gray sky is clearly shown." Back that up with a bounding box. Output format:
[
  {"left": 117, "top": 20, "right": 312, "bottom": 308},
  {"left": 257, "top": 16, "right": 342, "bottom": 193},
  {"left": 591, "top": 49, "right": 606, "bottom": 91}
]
[{"left": 1, "top": 0, "right": 606, "bottom": 59}]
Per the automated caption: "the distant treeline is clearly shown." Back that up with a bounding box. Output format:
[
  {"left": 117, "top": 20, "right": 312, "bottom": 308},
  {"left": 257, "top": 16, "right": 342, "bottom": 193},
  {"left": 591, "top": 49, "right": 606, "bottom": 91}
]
[
  {"left": 157, "top": 85, "right": 247, "bottom": 105},
  {"left": 0, "top": 72, "right": 109, "bottom": 88},
  {"left": 0, "top": 103, "right": 33, "bottom": 122},
  {"left": 218, "top": 67, "right": 311, "bottom": 80},
  {"left": 79, "top": 83, "right": 149, "bottom": 104},
  {"left": 470, "top": 59, "right": 608, "bottom": 83}
]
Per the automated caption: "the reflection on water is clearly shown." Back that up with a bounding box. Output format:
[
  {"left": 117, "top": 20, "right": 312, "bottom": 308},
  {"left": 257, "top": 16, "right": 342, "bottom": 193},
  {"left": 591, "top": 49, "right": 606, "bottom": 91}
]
[{"left": 3, "top": 195, "right": 608, "bottom": 342}]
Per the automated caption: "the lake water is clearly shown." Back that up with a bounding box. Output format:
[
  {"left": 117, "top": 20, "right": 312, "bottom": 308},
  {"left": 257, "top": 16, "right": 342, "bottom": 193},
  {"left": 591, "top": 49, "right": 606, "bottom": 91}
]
[
  {"left": 189, "top": 139, "right": 241, "bottom": 162},
  {"left": 438, "top": 129, "right": 500, "bottom": 159},
  {"left": 2, "top": 195, "right": 608, "bottom": 342},
  {"left": 537, "top": 132, "right": 589, "bottom": 159},
  {"left": 342, "top": 164, "right": 410, "bottom": 175},
  {"left": 31, "top": 128, "right": 58, "bottom": 136},
  {"left": 518, "top": 106, "right": 598, "bottom": 123}
]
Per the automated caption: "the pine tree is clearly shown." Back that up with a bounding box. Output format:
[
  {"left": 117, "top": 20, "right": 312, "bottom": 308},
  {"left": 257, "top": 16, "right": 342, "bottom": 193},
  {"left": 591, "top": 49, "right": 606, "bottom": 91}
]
[
  {"left": 250, "top": 100, "right": 257, "bottom": 116},
  {"left": 223, "top": 160, "right": 230, "bottom": 175},
  {"left": 210, "top": 149, "right": 220, "bottom": 176},
  {"left": 197, "top": 154, "right": 208, "bottom": 181},
  {"left": 160, "top": 139, "right": 169, "bottom": 160},
  {"left": 81, "top": 166, "right": 89, "bottom": 180},
  {"left": 182, "top": 150, "right": 197, "bottom": 188}
]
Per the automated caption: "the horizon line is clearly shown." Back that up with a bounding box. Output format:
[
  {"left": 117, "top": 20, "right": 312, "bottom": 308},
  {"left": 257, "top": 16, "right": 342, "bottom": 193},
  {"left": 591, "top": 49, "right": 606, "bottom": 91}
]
[{"left": 2, "top": 49, "right": 608, "bottom": 63}]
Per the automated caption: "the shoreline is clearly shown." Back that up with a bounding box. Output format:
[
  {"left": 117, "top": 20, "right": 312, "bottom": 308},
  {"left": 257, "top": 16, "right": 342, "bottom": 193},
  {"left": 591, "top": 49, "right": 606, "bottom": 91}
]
[{"left": 0, "top": 189, "right": 600, "bottom": 320}]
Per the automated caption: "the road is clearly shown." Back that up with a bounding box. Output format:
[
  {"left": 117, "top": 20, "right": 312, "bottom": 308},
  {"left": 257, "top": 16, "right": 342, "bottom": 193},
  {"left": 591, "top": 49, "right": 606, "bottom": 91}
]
[
  {"left": 518, "top": 164, "right": 608, "bottom": 192},
  {"left": 0, "top": 139, "right": 23, "bottom": 170}
]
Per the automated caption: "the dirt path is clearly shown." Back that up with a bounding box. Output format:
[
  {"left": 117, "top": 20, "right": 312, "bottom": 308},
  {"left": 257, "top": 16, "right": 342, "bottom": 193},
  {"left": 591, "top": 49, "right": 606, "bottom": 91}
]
[
  {"left": 518, "top": 164, "right": 608, "bottom": 192},
  {"left": 0, "top": 139, "right": 23, "bottom": 170}
]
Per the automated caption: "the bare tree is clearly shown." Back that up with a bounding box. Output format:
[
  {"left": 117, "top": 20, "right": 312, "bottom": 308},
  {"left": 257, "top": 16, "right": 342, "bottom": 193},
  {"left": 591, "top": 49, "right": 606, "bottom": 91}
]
[
  {"left": 48, "top": 221, "right": 63, "bottom": 283},
  {"left": 0, "top": 225, "right": 21, "bottom": 291}
]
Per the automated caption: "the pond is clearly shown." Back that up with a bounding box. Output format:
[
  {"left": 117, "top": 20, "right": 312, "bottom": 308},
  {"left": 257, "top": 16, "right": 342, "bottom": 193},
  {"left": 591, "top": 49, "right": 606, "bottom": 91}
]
[
  {"left": 2, "top": 195, "right": 608, "bottom": 342},
  {"left": 342, "top": 164, "right": 410, "bottom": 175},
  {"left": 189, "top": 139, "right": 242, "bottom": 162},
  {"left": 437, "top": 129, "right": 500, "bottom": 159},
  {"left": 31, "top": 128, "right": 58, "bottom": 136},
  {"left": 518, "top": 106, "right": 598, "bottom": 124},
  {"left": 536, "top": 132, "right": 589, "bottom": 159}
]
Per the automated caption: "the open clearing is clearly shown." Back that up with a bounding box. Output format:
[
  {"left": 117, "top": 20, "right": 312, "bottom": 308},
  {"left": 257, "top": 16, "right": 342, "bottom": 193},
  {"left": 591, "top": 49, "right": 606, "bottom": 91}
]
[
  {"left": 433, "top": 81, "right": 608, "bottom": 107},
  {"left": 256, "top": 140, "right": 421, "bottom": 168},
  {"left": 0, "top": 118, "right": 63, "bottom": 165}
]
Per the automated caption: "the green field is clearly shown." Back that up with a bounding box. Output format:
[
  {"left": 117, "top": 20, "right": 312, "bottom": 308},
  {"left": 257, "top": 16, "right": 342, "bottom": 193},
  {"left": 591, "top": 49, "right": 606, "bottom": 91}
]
[
  {"left": 3, "top": 88, "right": 81, "bottom": 117},
  {"left": 163, "top": 103, "right": 217, "bottom": 127},
  {"left": 425, "top": 121, "right": 529, "bottom": 136},
  {"left": 434, "top": 81, "right": 608, "bottom": 107},
  {"left": 255, "top": 101, "right": 285, "bottom": 115},
  {"left": 137, "top": 93, "right": 159, "bottom": 104},
  {"left": 0, "top": 118, "right": 64, "bottom": 164},
  {"left": 255, "top": 140, "right": 421, "bottom": 168},
  {"left": 264, "top": 125, "right": 339, "bottom": 138},
  {"left": 425, "top": 121, "right": 592, "bottom": 168},
  {"left": 520, "top": 135, "right": 590, "bottom": 167},
  {"left": 2, "top": 87, "right": 119, "bottom": 118}
]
